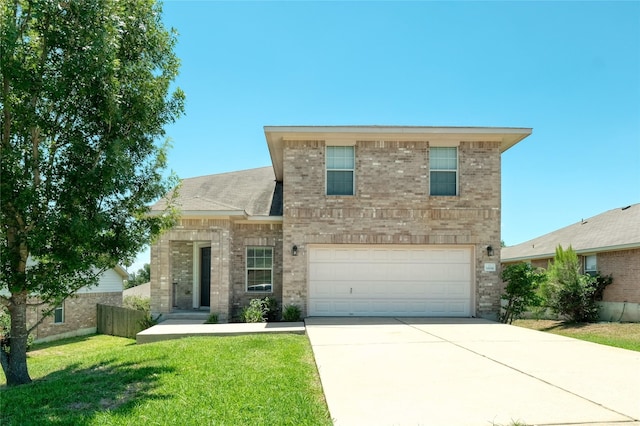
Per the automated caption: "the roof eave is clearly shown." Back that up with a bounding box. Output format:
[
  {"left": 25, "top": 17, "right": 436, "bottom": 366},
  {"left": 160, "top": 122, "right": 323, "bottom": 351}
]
[
  {"left": 502, "top": 242, "right": 640, "bottom": 263},
  {"left": 147, "top": 210, "right": 249, "bottom": 219},
  {"left": 113, "top": 265, "right": 130, "bottom": 280}
]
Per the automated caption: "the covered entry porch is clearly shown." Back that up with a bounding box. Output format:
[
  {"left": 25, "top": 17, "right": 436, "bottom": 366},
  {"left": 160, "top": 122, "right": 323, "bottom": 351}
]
[{"left": 150, "top": 226, "right": 232, "bottom": 321}]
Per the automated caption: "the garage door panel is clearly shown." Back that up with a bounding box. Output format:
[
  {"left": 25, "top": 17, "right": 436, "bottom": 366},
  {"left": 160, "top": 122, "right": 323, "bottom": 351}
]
[
  {"left": 308, "top": 246, "right": 472, "bottom": 317},
  {"left": 447, "top": 281, "right": 470, "bottom": 297}
]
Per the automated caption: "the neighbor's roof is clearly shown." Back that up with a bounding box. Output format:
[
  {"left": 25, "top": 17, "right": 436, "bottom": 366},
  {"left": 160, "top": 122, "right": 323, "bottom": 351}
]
[
  {"left": 265, "top": 125, "right": 533, "bottom": 181},
  {"left": 502, "top": 203, "right": 640, "bottom": 262},
  {"left": 151, "top": 167, "right": 281, "bottom": 218}
]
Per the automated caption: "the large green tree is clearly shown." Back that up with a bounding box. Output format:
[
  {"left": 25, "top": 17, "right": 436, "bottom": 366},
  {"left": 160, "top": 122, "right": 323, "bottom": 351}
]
[{"left": 0, "top": 0, "right": 184, "bottom": 385}]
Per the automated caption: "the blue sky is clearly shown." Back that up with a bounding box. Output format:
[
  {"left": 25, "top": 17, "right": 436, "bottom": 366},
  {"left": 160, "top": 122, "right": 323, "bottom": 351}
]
[{"left": 130, "top": 0, "right": 639, "bottom": 272}]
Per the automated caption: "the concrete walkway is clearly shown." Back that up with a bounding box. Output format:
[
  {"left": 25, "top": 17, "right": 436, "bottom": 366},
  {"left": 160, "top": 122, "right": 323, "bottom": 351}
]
[
  {"left": 305, "top": 317, "right": 640, "bottom": 426},
  {"left": 136, "top": 320, "right": 305, "bottom": 344}
]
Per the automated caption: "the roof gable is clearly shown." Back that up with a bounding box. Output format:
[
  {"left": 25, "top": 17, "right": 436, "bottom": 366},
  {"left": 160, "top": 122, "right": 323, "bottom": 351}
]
[{"left": 502, "top": 203, "right": 640, "bottom": 261}]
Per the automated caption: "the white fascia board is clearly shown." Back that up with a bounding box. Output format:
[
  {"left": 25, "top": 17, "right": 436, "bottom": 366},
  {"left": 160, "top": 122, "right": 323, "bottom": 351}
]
[
  {"left": 181, "top": 210, "right": 247, "bottom": 217},
  {"left": 239, "top": 216, "right": 284, "bottom": 224}
]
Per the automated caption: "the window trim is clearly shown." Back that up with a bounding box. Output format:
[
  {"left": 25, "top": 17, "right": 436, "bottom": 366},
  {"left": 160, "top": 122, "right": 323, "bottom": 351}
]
[
  {"left": 246, "top": 246, "right": 274, "bottom": 293},
  {"left": 54, "top": 303, "right": 64, "bottom": 324},
  {"left": 429, "top": 146, "right": 458, "bottom": 196},
  {"left": 326, "top": 145, "right": 355, "bottom": 196}
]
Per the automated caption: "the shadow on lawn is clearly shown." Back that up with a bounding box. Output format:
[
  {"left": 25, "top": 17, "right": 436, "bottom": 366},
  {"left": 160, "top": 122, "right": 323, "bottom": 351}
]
[
  {"left": 1, "top": 356, "right": 173, "bottom": 425},
  {"left": 540, "top": 321, "right": 590, "bottom": 332}
]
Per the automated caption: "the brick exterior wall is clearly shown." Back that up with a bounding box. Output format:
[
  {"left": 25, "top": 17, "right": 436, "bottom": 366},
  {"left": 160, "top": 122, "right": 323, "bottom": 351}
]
[
  {"left": 151, "top": 219, "right": 232, "bottom": 319},
  {"left": 171, "top": 241, "right": 194, "bottom": 309},
  {"left": 230, "top": 224, "right": 283, "bottom": 319},
  {"left": 600, "top": 249, "right": 640, "bottom": 303},
  {"left": 281, "top": 139, "right": 503, "bottom": 319},
  {"left": 150, "top": 219, "right": 283, "bottom": 321},
  {"left": 27, "top": 292, "right": 122, "bottom": 343}
]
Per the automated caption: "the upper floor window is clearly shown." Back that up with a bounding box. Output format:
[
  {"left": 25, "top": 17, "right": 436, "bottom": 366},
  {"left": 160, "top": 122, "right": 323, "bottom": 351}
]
[
  {"left": 584, "top": 254, "right": 597, "bottom": 276},
  {"left": 430, "top": 147, "right": 458, "bottom": 196},
  {"left": 246, "top": 247, "right": 273, "bottom": 293},
  {"left": 326, "top": 146, "right": 355, "bottom": 195},
  {"left": 54, "top": 303, "right": 64, "bottom": 324}
]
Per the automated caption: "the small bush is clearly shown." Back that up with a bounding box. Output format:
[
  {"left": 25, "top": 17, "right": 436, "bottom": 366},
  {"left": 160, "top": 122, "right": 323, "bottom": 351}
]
[
  {"left": 241, "top": 297, "right": 280, "bottom": 323},
  {"left": 241, "top": 298, "right": 268, "bottom": 323},
  {"left": 263, "top": 297, "right": 279, "bottom": 322},
  {"left": 592, "top": 273, "right": 613, "bottom": 301},
  {"left": 122, "top": 295, "right": 158, "bottom": 330},
  {"left": 206, "top": 313, "right": 219, "bottom": 324},
  {"left": 282, "top": 304, "right": 302, "bottom": 322},
  {"left": 138, "top": 314, "right": 160, "bottom": 330}
]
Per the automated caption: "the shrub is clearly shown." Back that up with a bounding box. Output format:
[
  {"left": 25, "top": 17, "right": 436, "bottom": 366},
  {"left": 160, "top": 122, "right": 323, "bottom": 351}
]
[
  {"left": 206, "top": 313, "right": 219, "bottom": 324},
  {"left": 540, "top": 245, "right": 602, "bottom": 322},
  {"left": 123, "top": 295, "right": 151, "bottom": 312},
  {"left": 241, "top": 298, "right": 268, "bottom": 323},
  {"left": 500, "top": 263, "right": 544, "bottom": 324},
  {"left": 123, "top": 295, "right": 158, "bottom": 330},
  {"left": 282, "top": 304, "right": 302, "bottom": 322},
  {"left": 263, "top": 297, "right": 279, "bottom": 322},
  {"left": 592, "top": 273, "right": 613, "bottom": 301},
  {"left": 241, "top": 297, "right": 280, "bottom": 323},
  {"left": 138, "top": 314, "right": 160, "bottom": 330}
]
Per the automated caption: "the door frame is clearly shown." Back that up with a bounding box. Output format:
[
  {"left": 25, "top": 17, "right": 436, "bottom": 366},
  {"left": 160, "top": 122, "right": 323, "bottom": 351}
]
[{"left": 192, "top": 242, "right": 211, "bottom": 309}]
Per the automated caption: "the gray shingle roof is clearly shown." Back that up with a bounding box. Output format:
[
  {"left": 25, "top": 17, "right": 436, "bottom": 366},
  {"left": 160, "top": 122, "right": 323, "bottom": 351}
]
[
  {"left": 151, "top": 167, "right": 279, "bottom": 217},
  {"left": 502, "top": 203, "right": 640, "bottom": 261}
]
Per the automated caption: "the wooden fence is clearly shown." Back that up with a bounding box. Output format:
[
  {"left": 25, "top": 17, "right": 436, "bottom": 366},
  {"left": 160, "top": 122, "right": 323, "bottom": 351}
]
[{"left": 97, "top": 304, "right": 148, "bottom": 339}]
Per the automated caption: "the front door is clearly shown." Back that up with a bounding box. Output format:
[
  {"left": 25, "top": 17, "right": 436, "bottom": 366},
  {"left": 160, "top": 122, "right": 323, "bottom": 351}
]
[{"left": 200, "top": 247, "right": 211, "bottom": 307}]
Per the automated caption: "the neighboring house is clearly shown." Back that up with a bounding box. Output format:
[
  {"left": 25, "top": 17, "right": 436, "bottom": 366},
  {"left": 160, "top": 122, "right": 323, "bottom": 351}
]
[
  {"left": 501, "top": 204, "right": 640, "bottom": 321},
  {"left": 25, "top": 266, "right": 127, "bottom": 343},
  {"left": 150, "top": 125, "right": 532, "bottom": 321}
]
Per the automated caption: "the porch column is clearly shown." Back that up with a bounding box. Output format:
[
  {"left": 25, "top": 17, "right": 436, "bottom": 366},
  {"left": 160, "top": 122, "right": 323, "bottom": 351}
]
[
  {"left": 150, "top": 236, "right": 172, "bottom": 314},
  {"left": 210, "top": 229, "right": 231, "bottom": 322}
]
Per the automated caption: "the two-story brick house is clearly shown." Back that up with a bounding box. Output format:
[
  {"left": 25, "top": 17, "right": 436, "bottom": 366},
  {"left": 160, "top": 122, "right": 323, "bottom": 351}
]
[{"left": 150, "top": 126, "right": 532, "bottom": 321}]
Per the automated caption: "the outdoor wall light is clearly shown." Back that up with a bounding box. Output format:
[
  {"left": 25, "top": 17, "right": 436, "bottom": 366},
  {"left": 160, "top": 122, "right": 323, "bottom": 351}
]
[
  {"left": 486, "top": 245, "right": 494, "bottom": 257},
  {"left": 292, "top": 245, "right": 298, "bottom": 256}
]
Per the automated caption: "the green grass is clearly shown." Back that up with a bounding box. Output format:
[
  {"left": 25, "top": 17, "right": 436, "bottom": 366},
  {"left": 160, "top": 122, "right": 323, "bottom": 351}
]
[
  {"left": 1, "top": 334, "right": 331, "bottom": 425},
  {"left": 513, "top": 319, "right": 640, "bottom": 352}
]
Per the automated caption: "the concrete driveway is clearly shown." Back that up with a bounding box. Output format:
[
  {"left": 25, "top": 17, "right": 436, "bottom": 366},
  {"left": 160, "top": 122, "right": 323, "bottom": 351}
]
[{"left": 305, "top": 317, "right": 640, "bottom": 426}]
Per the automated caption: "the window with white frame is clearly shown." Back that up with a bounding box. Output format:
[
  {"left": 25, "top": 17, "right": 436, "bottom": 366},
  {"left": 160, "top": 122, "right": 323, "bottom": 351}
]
[
  {"left": 584, "top": 254, "right": 597, "bottom": 276},
  {"left": 246, "top": 247, "right": 273, "bottom": 292},
  {"left": 430, "top": 147, "right": 458, "bottom": 196},
  {"left": 54, "top": 304, "right": 64, "bottom": 324},
  {"left": 326, "top": 146, "right": 355, "bottom": 196}
]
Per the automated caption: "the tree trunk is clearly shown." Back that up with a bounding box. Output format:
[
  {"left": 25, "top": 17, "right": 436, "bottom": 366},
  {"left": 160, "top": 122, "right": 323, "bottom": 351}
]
[{"left": 1, "top": 291, "right": 32, "bottom": 386}]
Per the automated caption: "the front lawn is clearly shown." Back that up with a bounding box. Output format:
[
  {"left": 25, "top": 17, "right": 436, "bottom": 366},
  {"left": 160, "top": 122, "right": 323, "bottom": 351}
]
[
  {"left": 0, "top": 334, "right": 331, "bottom": 425},
  {"left": 513, "top": 319, "right": 640, "bottom": 352}
]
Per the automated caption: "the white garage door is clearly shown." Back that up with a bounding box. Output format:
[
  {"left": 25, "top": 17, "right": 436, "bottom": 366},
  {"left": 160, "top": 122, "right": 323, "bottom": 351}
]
[{"left": 308, "top": 246, "right": 472, "bottom": 317}]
